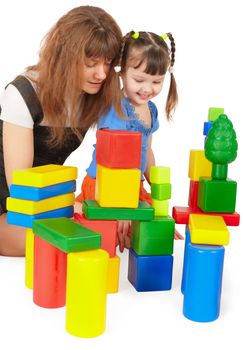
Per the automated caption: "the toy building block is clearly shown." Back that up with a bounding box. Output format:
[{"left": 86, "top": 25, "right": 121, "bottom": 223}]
[
  {"left": 73, "top": 213, "right": 117, "bottom": 257},
  {"left": 95, "top": 164, "right": 140, "bottom": 208},
  {"left": 181, "top": 226, "right": 190, "bottom": 294},
  {"left": 131, "top": 216, "right": 174, "bottom": 256},
  {"left": 83, "top": 200, "right": 154, "bottom": 221},
  {"left": 188, "top": 150, "right": 212, "bottom": 181},
  {"left": 208, "top": 107, "right": 224, "bottom": 122},
  {"left": 189, "top": 214, "right": 230, "bottom": 246},
  {"left": 33, "top": 217, "right": 101, "bottom": 253},
  {"left": 7, "top": 193, "right": 75, "bottom": 215},
  {"left": 66, "top": 249, "right": 109, "bottom": 338},
  {"left": 198, "top": 177, "right": 237, "bottom": 213},
  {"left": 188, "top": 180, "right": 199, "bottom": 209},
  {"left": 150, "top": 166, "right": 170, "bottom": 184},
  {"left": 128, "top": 249, "right": 173, "bottom": 291},
  {"left": 33, "top": 235, "right": 67, "bottom": 308},
  {"left": 12, "top": 164, "right": 77, "bottom": 187},
  {"left": 25, "top": 228, "right": 34, "bottom": 289},
  {"left": 10, "top": 180, "right": 76, "bottom": 201},
  {"left": 7, "top": 206, "right": 74, "bottom": 228},
  {"left": 96, "top": 129, "right": 142, "bottom": 169},
  {"left": 203, "top": 121, "right": 213, "bottom": 136},
  {"left": 152, "top": 198, "right": 169, "bottom": 216},
  {"left": 107, "top": 255, "right": 120, "bottom": 293},
  {"left": 182, "top": 229, "right": 225, "bottom": 322},
  {"left": 151, "top": 183, "right": 172, "bottom": 200},
  {"left": 172, "top": 206, "right": 240, "bottom": 226}
]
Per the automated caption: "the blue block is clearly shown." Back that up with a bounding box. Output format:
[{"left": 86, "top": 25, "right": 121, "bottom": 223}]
[
  {"left": 10, "top": 180, "right": 76, "bottom": 200},
  {"left": 128, "top": 249, "right": 173, "bottom": 291},
  {"left": 183, "top": 231, "right": 225, "bottom": 322},
  {"left": 7, "top": 206, "right": 74, "bottom": 228},
  {"left": 203, "top": 121, "right": 213, "bottom": 136}
]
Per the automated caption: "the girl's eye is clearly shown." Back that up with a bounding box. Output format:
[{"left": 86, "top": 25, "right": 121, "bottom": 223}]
[
  {"left": 154, "top": 81, "right": 162, "bottom": 84},
  {"left": 135, "top": 80, "right": 143, "bottom": 83}
]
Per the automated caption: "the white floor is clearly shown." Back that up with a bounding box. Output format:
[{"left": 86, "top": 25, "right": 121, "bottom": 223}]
[{"left": 0, "top": 225, "right": 242, "bottom": 350}]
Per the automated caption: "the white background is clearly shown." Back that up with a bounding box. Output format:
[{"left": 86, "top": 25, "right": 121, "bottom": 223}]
[{"left": 0, "top": 1, "right": 242, "bottom": 349}]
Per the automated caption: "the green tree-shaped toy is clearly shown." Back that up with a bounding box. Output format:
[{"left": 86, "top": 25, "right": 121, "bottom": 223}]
[{"left": 205, "top": 114, "right": 238, "bottom": 179}]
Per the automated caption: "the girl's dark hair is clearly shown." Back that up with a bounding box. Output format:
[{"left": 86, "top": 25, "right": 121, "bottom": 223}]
[{"left": 119, "top": 31, "right": 178, "bottom": 120}]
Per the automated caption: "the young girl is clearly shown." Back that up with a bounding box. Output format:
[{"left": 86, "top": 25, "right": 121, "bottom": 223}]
[
  {"left": 75, "top": 31, "right": 182, "bottom": 252},
  {"left": 0, "top": 5, "right": 122, "bottom": 256}
]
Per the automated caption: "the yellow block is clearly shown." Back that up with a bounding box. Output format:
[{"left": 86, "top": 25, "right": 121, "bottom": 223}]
[
  {"left": 107, "top": 255, "right": 120, "bottom": 293},
  {"left": 66, "top": 249, "right": 109, "bottom": 338},
  {"left": 152, "top": 199, "right": 169, "bottom": 216},
  {"left": 7, "top": 193, "right": 75, "bottom": 215},
  {"left": 12, "top": 164, "right": 77, "bottom": 187},
  {"left": 25, "top": 228, "right": 34, "bottom": 289},
  {"left": 150, "top": 166, "right": 170, "bottom": 184},
  {"left": 95, "top": 164, "right": 140, "bottom": 208},
  {"left": 189, "top": 213, "right": 230, "bottom": 245},
  {"left": 188, "top": 150, "right": 212, "bottom": 181}
]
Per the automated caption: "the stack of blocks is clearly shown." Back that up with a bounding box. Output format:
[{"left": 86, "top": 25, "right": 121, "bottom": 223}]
[
  {"left": 128, "top": 166, "right": 174, "bottom": 291},
  {"left": 6, "top": 164, "right": 113, "bottom": 338},
  {"left": 172, "top": 107, "right": 240, "bottom": 322}
]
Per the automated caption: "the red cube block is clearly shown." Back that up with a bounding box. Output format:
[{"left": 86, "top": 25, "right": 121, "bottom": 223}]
[
  {"left": 96, "top": 129, "right": 142, "bottom": 169},
  {"left": 73, "top": 213, "right": 118, "bottom": 257}
]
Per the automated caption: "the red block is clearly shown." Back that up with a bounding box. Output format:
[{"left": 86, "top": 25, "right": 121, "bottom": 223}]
[
  {"left": 33, "top": 235, "right": 67, "bottom": 308},
  {"left": 73, "top": 213, "right": 118, "bottom": 257},
  {"left": 96, "top": 129, "right": 142, "bottom": 168},
  {"left": 188, "top": 180, "right": 199, "bottom": 209},
  {"left": 172, "top": 206, "right": 240, "bottom": 226}
]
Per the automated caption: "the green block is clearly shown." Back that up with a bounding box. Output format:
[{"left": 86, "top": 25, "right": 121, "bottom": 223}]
[
  {"left": 131, "top": 216, "right": 175, "bottom": 255},
  {"left": 151, "top": 183, "right": 172, "bottom": 200},
  {"left": 33, "top": 217, "right": 101, "bottom": 253},
  {"left": 82, "top": 200, "right": 154, "bottom": 221},
  {"left": 198, "top": 177, "right": 237, "bottom": 213},
  {"left": 150, "top": 166, "right": 170, "bottom": 184},
  {"left": 208, "top": 107, "right": 224, "bottom": 122}
]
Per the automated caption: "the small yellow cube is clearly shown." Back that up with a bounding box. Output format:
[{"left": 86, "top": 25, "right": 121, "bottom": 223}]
[
  {"left": 188, "top": 150, "right": 212, "bottom": 181},
  {"left": 152, "top": 198, "right": 169, "bottom": 216}
]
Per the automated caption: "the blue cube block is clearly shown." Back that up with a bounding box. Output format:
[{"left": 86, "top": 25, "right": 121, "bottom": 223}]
[
  {"left": 203, "top": 121, "right": 213, "bottom": 136},
  {"left": 128, "top": 248, "right": 173, "bottom": 291},
  {"left": 10, "top": 180, "right": 76, "bottom": 200},
  {"left": 183, "top": 231, "right": 225, "bottom": 322},
  {"left": 7, "top": 206, "right": 74, "bottom": 228}
]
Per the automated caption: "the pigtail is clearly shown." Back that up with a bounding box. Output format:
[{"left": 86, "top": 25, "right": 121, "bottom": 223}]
[{"left": 165, "top": 32, "right": 178, "bottom": 120}]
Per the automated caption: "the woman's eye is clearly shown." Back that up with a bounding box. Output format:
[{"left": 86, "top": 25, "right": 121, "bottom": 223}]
[{"left": 135, "top": 80, "right": 143, "bottom": 83}]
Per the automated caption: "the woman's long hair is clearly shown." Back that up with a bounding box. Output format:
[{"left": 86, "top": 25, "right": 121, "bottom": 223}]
[{"left": 27, "top": 6, "right": 122, "bottom": 146}]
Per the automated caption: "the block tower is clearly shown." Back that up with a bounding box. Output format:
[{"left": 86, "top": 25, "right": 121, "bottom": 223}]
[
  {"left": 172, "top": 107, "right": 240, "bottom": 322},
  {"left": 7, "top": 164, "right": 77, "bottom": 288},
  {"left": 128, "top": 165, "right": 174, "bottom": 291}
]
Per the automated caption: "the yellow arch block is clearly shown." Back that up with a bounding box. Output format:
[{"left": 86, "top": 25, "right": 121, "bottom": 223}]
[
  {"left": 7, "top": 193, "right": 75, "bottom": 215},
  {"left": 107, "top": 255, "right": 120, "bottom": 293},
  {"left": 188, "top": 150, "right": 212, "bottom": 181},
  {"left": 95, "top": 164, "right": 140, "bottom": 208},
  {"left": 66, "top": 249, "right": 109, "bottom": 338},
  {"left": 12, "top": 164, "right": 77, "bottom": 187},
  {"left": 189, "top": 213, "right": 229, "bottom": 245}
]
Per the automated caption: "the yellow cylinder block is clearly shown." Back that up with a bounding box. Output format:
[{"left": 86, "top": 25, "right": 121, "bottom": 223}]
[
  {"left": 25, "top": 228, "right": 34, "bottom": 289},
  {"left": 66, "top": 249, "right": 109, "bottom": 338}
]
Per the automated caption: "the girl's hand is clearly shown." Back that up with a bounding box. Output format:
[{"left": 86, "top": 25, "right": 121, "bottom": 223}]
[
  {"left": 174, "top": 228, "right": 184, "bottom": 240},
  {"left": 117, "top": 220, "right": 131, "bottom": 252}
]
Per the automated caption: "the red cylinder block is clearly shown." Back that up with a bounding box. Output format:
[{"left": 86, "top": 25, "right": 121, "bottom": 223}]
[{"left": 33, "top": 235, "right": 67, "bottom": 308}]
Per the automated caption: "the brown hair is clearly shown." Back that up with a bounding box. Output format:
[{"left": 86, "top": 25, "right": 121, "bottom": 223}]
[
  {"left": 119, "top": 31, "right": 178, "bottom": 120},
  {"left": 26, "top": 6, "right": 122, "bottom": 146}
]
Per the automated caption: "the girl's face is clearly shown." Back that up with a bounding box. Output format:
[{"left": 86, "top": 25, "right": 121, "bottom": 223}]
[
  {"left": 121, "top": 62, "right": 165, "bottom": 106},
  {"left": 80, "top": 57, "right": 112, "bottom": 94}
]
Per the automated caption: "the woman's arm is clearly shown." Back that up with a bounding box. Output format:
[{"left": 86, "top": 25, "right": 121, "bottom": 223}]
[
  {"left": 144, "top": 135, "right": 155, "bottom": 184},
  {"left": 3, "top": 121, "right": 34, "bottom": 188}
]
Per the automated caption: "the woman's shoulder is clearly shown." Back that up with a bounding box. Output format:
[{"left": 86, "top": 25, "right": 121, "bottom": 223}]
[{"left": 0, "top": 83, "right": 34, "bottom": 128}]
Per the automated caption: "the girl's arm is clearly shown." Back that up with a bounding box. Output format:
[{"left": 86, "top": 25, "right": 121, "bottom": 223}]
[
  {"left": 144, "top": 135, "right": 155, "bottom": 184},
  {"left": 3, "top": 121, "right": 34, "bottom": 188}
]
